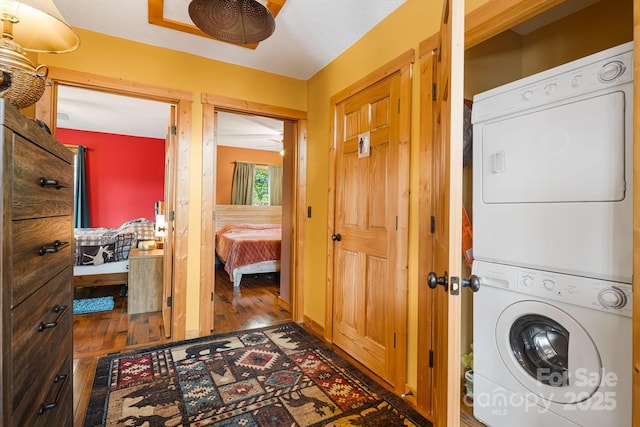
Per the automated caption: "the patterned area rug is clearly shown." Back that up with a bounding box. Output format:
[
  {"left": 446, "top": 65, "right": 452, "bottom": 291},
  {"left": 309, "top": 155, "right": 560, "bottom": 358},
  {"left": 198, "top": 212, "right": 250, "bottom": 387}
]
[{"left": 84, "top": 322, "right": 430, "bottom": 426}]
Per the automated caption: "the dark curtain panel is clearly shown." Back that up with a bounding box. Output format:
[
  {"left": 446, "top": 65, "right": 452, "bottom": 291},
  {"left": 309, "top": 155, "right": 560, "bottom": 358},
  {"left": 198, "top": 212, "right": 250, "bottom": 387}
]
[{"left": 74, "top": 146, "right": 91, "bottom": 228}]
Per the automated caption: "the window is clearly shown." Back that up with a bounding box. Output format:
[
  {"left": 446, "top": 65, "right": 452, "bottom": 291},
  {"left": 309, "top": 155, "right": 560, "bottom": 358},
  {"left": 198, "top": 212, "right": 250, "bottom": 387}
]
[{"left": 253, "top": 165, "right": 270, "bottom": 206}]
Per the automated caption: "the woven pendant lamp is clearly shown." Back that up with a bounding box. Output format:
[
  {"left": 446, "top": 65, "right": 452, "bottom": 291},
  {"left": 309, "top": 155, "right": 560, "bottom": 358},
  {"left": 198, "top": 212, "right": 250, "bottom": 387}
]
[{"left": 189, "top": 0, "right": 275, "bottom": 45}]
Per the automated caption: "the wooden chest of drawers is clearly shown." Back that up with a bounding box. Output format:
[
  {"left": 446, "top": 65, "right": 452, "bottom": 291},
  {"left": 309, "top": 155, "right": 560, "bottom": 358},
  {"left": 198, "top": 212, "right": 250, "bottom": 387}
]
[{"left": 0, "top": 101, "right": 74, "bottom": 427}]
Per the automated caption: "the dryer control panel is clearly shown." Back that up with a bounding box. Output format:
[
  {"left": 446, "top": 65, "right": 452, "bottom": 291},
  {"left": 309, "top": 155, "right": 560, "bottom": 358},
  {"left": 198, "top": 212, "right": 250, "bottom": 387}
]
[
  {"left": 473, "top": 260, "right": 632, "bottom": 317},
  {"left": 471, "top": 41, "right": 633, "bottom": 123}
]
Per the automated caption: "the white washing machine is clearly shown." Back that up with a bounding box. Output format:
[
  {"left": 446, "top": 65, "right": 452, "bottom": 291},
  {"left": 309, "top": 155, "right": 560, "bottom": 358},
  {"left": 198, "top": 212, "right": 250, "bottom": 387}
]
[{"left": 472, "top": 260, "right": 632, "bottom": 427}]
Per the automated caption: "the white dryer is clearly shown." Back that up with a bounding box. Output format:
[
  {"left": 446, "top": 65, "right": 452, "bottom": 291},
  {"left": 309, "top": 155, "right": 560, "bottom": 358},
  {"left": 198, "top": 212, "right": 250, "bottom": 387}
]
[
  {"left": 471, "top": 42, "right": 633, "bottom": 283},
  {"left": 472, "top": 260, "right": 632, "bottom": 427}
]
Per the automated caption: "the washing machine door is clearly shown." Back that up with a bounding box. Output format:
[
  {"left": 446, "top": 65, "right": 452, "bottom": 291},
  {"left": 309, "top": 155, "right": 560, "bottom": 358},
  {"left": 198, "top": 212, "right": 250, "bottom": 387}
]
[{"left": 495, "top": 301, "right": 602, "bottom": 404}]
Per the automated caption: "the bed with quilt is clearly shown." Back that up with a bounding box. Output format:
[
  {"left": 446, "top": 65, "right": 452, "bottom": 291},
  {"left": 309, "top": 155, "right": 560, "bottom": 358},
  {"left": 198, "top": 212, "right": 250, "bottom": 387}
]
[
  {"left": 73, "top": 218, "right": 156, "bottom": 288},
  {"left": 215, "top": 223, "right": 282, "bottom": 288}
]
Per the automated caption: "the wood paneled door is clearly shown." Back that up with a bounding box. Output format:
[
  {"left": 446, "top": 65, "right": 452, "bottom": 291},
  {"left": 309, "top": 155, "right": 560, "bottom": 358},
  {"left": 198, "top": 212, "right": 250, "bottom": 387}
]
[
  {"left": 328, "top": 51, "right": 412, "bottom": 392},
  {"left": 429, "top": 0, "right": 465, "bottom": 425}
]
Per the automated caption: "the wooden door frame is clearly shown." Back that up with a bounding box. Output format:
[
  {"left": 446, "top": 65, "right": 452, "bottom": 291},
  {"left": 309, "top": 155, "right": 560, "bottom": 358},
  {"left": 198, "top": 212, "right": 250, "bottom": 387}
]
[
  {"left": 199, "top": 94, "right": 307, "bottom": 335},
  {"left": 326, "top": 49, "right": 413, "bottom": 395},
  {"left": 417, "top": 0, "right": 640, "bottom": 424},
  {"left": 35, "top": 67, "right": 192, "bottom": 341}
]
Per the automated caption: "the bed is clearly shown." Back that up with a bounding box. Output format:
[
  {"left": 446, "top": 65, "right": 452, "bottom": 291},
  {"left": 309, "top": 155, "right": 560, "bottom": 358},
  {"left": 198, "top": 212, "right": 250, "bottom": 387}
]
[
  {"left": 215, "top": 223, "right": 282, "bottom": 287},
  {"left": 215, "top": 210, "right": 282, "bottom": 288},
  {"left": 73, "top": 218, "right": 156, "bottom": 288}
]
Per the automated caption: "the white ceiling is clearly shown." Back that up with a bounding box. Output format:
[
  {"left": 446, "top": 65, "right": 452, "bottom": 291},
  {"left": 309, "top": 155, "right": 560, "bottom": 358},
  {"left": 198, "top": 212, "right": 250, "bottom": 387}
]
[
  {"left": 53, "top": 0, "right": 407, "bottom": 81},
  {"left": 53, "top": 0, "right": 406, "bottom": 147},
  {"left": 53, "top": 0, "right": 599, "bottom": 145}
]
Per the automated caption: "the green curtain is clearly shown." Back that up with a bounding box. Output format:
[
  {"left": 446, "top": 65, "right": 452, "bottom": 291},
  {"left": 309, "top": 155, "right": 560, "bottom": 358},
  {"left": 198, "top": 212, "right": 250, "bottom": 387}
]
[
  {"left": 269, "top": 165, "right": 283, "bottom": 206},
  {"left": 74, "top": 146, "right": 91, "bottom": 228},
  {"left": 231, "top": 161, "right": 255, "bottom": 205}
]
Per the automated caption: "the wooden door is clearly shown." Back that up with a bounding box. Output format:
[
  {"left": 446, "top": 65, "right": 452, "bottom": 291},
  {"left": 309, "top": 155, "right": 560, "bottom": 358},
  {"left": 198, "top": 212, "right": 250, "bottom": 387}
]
[
  {"left": 332, "top": 74, "right": 402, "bottom": 385},
  {"left": 430, "top": 0, "right": 465, "bottom": 425},
  {"left": 162, "top": 105, "right": 177, "bottom": 338}
]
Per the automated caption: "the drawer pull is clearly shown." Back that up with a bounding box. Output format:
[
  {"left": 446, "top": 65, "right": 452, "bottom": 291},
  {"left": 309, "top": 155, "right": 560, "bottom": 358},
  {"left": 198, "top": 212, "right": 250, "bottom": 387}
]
[
  {"left": 38, "top": 177, "right": 66, "bottom": 189},
  {"left": 38, "top": 240, "right": 69, "bottom": 256},
  {"left": 37, "top": 304, "right": 68, "bottom": 332},
  {"left": 37, "top": 374, "right": 68, "bottom": 415}
]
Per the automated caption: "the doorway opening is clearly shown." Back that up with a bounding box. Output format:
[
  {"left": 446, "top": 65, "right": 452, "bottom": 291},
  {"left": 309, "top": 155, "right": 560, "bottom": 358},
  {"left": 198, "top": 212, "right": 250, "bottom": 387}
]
[
  {"left": 213, "top": 110, "right": 291, "bottom": 332},
  {"left": 35, "top": 66, "right": 193, "bottom": 347},
  {"left": 56, "top": 84, "right": 173, "bottom": 356},
  {"left": 199, "top": 95, "right": 307, "bottom": 336}
]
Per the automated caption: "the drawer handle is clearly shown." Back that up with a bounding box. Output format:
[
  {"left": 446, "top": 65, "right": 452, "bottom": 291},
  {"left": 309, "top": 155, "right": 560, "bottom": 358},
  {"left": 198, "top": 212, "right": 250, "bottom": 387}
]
[
  {"left": 37, "top": 373, "right": 68, "bottom": 415},
  {"left": 38, "top": 240, "right": 69, "bottom": 256},
  {"left": 38, "top": 177, "right": 66, "bottom": 189},
  {"left": 37, "top": 304, "right": 68, "bottom": 332}
]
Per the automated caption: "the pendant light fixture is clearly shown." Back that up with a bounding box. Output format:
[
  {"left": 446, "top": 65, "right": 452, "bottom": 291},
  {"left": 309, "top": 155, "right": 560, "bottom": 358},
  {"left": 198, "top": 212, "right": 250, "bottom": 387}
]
[{"left": 188, "top": 0, "right": 275, "bottom": 45}]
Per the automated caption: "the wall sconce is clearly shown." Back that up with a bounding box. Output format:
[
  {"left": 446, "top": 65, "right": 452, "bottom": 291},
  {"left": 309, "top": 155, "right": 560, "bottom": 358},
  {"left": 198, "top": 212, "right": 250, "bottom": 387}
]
[{"left": 0, "top": 0, "right": 79, "bottom": 109}]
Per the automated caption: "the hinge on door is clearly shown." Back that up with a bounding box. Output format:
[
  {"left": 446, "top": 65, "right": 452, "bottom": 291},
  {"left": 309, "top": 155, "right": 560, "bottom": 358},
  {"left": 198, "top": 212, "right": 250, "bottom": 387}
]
[
  {"left": 211, "top": 292, "right": 214, "bottom": 301},
  {"left": 432, "top": 83, "right": 437, "bottom": 101},
  {"left": 168, "top": 211, "right": 175, "bottom": 221},
  {"left": 167, "top": 296, "right": 172, "bottom": 307},
  {"left": 430, "top": 216, "right": 435, "bottom": 233},
  {"left": 397, "top": 99, "right": 401, "bottom": 113},
  {"left": 396, "top": 216, "right": 398, "bottom": 230},
  {"left": 170, "top": 125, "right": 177, "bottom": 136},
  {"left": 212, "top": 211, "right": 217, "bottom": 220},
  {"left": 429, "top": 349, "right": 434, "bottom": 368},
  {"left": 394, "top": 333, "right": 397, "bottom": 348}
]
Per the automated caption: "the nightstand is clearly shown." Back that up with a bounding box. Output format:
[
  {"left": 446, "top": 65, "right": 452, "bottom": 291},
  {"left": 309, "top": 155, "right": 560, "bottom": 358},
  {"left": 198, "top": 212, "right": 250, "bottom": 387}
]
[{"left": 128, "top": 248, "right": 164, "bottom": 314}]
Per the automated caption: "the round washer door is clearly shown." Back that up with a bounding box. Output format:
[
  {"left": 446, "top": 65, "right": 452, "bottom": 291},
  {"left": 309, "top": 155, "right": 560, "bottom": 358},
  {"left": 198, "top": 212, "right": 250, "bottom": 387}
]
[{"left": 495, "top": 301, "right": 602, "bottom": 404}]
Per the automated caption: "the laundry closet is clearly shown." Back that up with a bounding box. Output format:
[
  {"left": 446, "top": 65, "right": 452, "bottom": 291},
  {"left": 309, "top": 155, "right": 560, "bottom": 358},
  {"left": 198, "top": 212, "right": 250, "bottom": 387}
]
[{"left": 461, "top": 0, "right": 633, "bottom": 425}]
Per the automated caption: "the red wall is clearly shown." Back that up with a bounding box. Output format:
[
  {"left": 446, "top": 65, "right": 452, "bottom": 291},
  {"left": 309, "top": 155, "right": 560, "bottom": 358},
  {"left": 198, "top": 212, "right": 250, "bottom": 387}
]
[{"left": 56, "top": 128, "right": 165, "bottom": 228}]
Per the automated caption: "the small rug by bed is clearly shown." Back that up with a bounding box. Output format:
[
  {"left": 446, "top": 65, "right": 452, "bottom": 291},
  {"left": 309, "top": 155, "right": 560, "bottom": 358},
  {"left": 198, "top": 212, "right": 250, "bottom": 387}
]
[
  {"left": 73, "top": 296, "right": 115, "bottom": 315},
  {"left": 84, "top": 322, "right": 430, "bottom": 427}
]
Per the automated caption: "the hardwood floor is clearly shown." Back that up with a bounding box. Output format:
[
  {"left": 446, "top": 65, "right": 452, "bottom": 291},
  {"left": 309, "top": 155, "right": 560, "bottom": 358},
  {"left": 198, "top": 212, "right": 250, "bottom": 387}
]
[
  {"left": 72, "top": 264, "right": 290, "bottom": 426},
  {"left": 72, "top": 269, "right": 483, "bottom": 426}
]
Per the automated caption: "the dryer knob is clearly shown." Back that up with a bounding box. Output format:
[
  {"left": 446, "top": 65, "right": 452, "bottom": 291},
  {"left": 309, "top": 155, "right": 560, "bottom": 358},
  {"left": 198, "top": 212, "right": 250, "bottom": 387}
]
[
  {"left": 598, "top": 287, "right": 627, "bottom": 309},
  {"left": 599, "top": 61, "right": 626, "bottom": 82},
  {"left": 571, "top": 75, "right": 583, "bottom": 87}
]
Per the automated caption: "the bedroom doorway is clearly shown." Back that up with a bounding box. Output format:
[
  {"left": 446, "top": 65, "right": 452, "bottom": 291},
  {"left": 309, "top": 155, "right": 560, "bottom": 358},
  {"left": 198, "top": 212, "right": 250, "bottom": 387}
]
[
  {"left": 212, "top": 111, "right": 289, "bottom": 331},
  {"left": 35, "top": 67, "right": 193, "bottom": 344},
  {"left": 200, "top": 95, "right": 307, "bottom": 335}
]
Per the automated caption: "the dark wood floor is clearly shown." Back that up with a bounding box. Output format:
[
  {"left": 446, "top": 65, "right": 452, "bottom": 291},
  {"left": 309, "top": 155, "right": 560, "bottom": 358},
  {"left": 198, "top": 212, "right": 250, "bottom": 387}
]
[{"left": 72, "top": 264, "right": 291, "bottom": 426}]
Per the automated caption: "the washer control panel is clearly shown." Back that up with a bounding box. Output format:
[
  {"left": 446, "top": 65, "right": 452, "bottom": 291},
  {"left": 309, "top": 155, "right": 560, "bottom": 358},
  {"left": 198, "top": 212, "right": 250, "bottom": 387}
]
[
  {"left": 516, "top": 268, "right": 632, "bottom": 317},
  {"left": 473, "top": 260, "right": 632, "bottom": 317}
]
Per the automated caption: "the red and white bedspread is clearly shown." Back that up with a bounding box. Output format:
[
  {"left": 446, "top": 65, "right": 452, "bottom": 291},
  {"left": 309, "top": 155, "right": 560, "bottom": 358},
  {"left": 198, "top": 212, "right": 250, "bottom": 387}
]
[{"left": 215, "top": 223, "right": 282, "bottom": 280}]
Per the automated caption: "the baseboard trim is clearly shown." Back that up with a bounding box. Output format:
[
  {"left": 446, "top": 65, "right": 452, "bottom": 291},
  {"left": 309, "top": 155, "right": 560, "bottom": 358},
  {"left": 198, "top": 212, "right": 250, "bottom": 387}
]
[
  {"left": 277, "top": 296, "right": 291, "bottom": 312},
  {"left": 301, "top": 315, "right": 326, "bottom": 342}
]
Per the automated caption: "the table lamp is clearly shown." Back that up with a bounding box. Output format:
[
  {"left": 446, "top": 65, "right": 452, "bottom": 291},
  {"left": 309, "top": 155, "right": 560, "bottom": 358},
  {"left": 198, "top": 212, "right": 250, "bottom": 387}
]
[{"left": 0, "top": 0, "right": 79, "bottom": 109}]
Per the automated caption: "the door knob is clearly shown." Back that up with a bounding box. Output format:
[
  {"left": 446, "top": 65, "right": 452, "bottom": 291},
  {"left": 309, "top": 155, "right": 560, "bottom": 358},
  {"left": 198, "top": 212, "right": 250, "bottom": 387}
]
[
  {"left": 462, "top": 274, "right": 480, "bottom": 292},
  {"left": 427, "top": 271, "right": 448, "bottom": 291},
  {"left": 331, "top": 233, "right": 341, "bottom": 241}
]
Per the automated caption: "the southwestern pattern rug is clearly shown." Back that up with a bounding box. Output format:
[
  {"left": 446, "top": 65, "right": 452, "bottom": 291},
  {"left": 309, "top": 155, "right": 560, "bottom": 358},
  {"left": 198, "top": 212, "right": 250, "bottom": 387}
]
[{"left": 84, "top": 322, "right": 430, "bottom": 427}]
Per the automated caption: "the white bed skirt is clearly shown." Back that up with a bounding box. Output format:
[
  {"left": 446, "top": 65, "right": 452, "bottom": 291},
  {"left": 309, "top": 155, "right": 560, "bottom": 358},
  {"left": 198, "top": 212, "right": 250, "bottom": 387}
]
[{"left": 74, "top": 260, "right": 129, "bottom": 276}]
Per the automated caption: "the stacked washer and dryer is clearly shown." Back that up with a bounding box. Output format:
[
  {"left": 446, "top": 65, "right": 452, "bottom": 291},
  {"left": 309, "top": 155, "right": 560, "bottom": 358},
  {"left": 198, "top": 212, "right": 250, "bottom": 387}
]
[{"left": 471, "top": 42, "right": 633, "bottom": 426}]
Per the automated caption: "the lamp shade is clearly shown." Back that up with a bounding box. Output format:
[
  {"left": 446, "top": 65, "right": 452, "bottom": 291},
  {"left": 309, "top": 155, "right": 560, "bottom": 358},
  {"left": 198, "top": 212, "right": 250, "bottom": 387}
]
[{"left": 11, "top": 0, "right": 79, "bottom": 52}]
